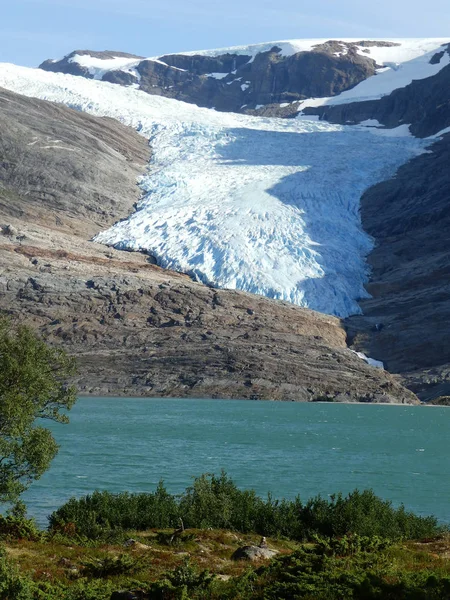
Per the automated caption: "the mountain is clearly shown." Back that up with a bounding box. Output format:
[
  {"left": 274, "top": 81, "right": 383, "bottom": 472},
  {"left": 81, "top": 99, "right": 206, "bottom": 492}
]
[
  {"left": 0, "top": 86, "right": 414, "bottom": 402},
  {"left": 39, "top": 39, "right": 449, "bottom": 116},
  {"left": 1, "top": 37, "right": 450, "bottom": 402}
]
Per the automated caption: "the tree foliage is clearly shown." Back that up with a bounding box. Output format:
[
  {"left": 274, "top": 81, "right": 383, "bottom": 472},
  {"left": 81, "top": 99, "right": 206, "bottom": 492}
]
[{"left": 0, "top": 318, "right": 76, "bottom": 503}]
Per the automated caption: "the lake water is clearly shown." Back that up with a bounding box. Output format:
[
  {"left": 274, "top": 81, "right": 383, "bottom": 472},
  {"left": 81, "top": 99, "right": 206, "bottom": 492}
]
[{"left": 23, "top": 398, "right": 450, "bottom": 527}]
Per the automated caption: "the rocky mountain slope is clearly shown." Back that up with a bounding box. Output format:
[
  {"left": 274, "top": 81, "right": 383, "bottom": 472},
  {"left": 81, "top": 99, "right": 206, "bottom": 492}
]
[
  {"left": 346, "top": 133, "right": 450, "bottom": 401},
  {"left": 298, "top": 45, "right": 450, "bottom": 401},
  {"left": 0, "top": 87, "right": 413, "bottom": 402},
  {"left": 303, "top": 44, "right": 450, "bottom": 137}
]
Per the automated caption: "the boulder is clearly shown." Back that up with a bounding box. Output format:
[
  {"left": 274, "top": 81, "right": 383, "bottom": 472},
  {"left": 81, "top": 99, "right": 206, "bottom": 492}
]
[{"left": 231, "top": 544, "right": 278, "bottom": 561}]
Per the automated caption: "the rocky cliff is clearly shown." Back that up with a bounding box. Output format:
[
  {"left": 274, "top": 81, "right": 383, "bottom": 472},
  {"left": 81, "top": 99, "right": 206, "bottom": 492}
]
[
  {"left": 345, "top": 133, "right": 450, "bottom": 401},
  {"left": 0, "top": 87, "right": 415, "bottom": 402}
]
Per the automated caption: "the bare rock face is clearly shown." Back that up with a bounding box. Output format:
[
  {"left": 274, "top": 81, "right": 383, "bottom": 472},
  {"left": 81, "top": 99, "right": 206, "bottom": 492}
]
[
  {"left": 0, "top": 86, "right": 416, "bottom": 403},
  {"left": 39, "top": 41, "right": 385, "bottom": 114},
  {"left": 346, "top": 134, "right": 450, "bottom": 400},
  {"left": 0, "top": 87, "right": 149, "bottom": 238}
]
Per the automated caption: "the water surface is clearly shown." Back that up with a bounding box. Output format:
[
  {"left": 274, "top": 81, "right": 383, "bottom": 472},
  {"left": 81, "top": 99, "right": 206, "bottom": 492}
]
[{"left": 23, "top": 398, "right": 450, "bottom": 526}]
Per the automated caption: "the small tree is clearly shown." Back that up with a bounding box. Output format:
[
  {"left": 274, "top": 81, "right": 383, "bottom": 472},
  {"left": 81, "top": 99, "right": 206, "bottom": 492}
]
[{"left": 0, "top": 318, "right": 77, "bottom": 505}]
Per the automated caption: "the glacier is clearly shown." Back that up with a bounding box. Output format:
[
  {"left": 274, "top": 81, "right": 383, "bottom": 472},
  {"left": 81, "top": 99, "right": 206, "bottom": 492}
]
[{"left": 0, "top": 64, "right": 429, "bottom": 317}]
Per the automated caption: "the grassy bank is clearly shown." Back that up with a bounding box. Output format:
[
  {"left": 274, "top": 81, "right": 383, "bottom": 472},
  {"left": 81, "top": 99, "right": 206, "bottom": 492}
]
[{"left": 0, "top": 473, "right": 449, "bottom": 599}]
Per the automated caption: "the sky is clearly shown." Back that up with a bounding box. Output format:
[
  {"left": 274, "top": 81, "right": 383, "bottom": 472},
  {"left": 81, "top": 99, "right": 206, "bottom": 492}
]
[{"left": 2, "top": 0, "right": 450, "bottom": 67}]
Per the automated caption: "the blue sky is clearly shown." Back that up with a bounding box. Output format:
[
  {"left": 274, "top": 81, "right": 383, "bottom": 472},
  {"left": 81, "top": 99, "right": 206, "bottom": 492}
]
[{"left": 3, "top": 0, "right": 450, "bottom": 67}]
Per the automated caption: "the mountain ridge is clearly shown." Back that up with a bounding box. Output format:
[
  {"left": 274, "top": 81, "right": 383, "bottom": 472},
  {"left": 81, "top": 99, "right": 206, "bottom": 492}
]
[{"left": 39, "top": 38, "right": 450, "bottom": 116}]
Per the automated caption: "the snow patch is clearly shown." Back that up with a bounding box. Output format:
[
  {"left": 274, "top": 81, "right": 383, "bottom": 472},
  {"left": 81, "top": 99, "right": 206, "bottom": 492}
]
[
  {"left": 367, "top": 124, "right": 413, "bottom": 137},
  {"left": 359, "top": 119, "right": 382, "bottom": 127},
  {"left": 157, "top": 38, "right": 449, "bottom": 64},
  {"left": 208, "top": 72, "right": 228, "bottom": 80},
  {"left": 428, "top": 125, "right": 450, "bottom": 138},
  {"left": 352, "top": 350, "right": 384, "bottom": 369},
  {"left": 69, "top": 54, "right": 141, "bottom": 81}
]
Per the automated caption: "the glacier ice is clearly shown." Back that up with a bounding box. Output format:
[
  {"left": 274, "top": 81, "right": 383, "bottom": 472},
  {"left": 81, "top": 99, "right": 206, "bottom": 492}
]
[{"left": 0, "top": 64, "right": 428, "bottom": 317}]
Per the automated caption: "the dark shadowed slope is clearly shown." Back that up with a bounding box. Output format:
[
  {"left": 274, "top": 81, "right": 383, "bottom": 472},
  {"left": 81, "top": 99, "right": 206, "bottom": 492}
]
[{"left": 346, "top": 134, "right": 450, "bottom": 400}]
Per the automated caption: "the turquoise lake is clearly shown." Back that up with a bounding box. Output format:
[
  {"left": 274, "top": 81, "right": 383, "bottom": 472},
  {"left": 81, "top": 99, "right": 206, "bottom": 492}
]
[{"left": 23, "top": 398, "right": 450, "bottom": 526}]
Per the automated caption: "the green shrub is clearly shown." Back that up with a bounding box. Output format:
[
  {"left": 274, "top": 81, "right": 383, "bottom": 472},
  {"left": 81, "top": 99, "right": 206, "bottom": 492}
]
[
  {"left": 48, "top": 472, "right": 442, "bottom": 543},
  {"left": 0, "top": 514, "right": 43, "bottom": 542},
  {"left": 49, "top": 579, "right": 114, "bottom": 600},
  {"left": 82, "top": 553, "right": 141, "bottom": 578},
  {"left": 148, "top": 557, "right": 214, "bottom": 599},
  {"left": 49, "top": 481, "right": 179, "bottom": 537},
  {"left": 155, "top": 531, "right": 196, "bottom": 547},
  {"left": 246, "top": 541, "right": 450, "bottom": 600},
  {"left": 311, "top": 533, "right": 392, "bottom": 556},
  {"left": 298, "top": 489, "right": 439, "bottom": 541},
  {"left": 0, "top": 546, "right": 35, "bottom": 600}
]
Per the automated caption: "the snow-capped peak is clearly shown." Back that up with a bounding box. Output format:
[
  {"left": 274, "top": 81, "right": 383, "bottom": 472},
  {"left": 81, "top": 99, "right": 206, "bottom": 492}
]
[{"left": 158, "top": 37, "right": 450, "bottom": 63}]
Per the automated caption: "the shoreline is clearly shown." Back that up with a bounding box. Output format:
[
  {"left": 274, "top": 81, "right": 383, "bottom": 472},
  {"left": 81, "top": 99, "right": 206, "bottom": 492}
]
[{"left": 76, "top": 394, "right": 445, "bottom": 406}]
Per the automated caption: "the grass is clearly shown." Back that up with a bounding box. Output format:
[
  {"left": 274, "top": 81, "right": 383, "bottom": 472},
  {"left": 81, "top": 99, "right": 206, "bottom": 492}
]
[
  {"left": 4, "top": 528, "right": 295, "bottom": 587},
  {"left": 2, "top": 529, "right": 450, "bottom": 599}
]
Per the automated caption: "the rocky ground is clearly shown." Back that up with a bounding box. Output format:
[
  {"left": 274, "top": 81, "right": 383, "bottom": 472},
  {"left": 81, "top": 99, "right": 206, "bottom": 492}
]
[{"left": 0, "top": 86, "right": 415, "bottom": 402}]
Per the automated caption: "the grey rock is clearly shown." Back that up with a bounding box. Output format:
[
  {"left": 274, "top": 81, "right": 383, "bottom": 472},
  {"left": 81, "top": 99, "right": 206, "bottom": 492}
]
[
  {"left": 1, "top": 224, "right": 18, "bottom": 236},
  {"left": 0, "top": 86, "right": 149, "bottom": 238},
  {"left": 231, "top": 544, "right": 278, "bottom": 561}
]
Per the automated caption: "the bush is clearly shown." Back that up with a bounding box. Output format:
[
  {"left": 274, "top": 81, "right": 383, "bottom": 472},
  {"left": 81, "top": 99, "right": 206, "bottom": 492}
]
[
  {"left": 48, "top": 472, "right": 442, "bottom": 543},
  {"left": 246, "top": 540, "right": 450, "bottom": 600},
  {"left": 82, "top": 553, "right": 141, "bottom": 578},
  {"left": 0, "top": 514, "right": 43, "bottom": 542},
  {"left": 49, "top": 480, "right": 179, "bottom": 537},
  {"left": 298, "top": 489, "right": 439, "bottom": 541},
  {"left": 148, "top": 557, "right": 214, "bottom": 600},
  {"left": 0, "top": 546, "right": 35, "bottom": 600}
]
